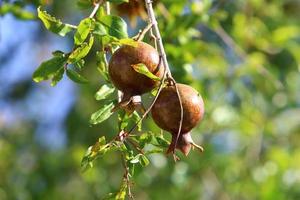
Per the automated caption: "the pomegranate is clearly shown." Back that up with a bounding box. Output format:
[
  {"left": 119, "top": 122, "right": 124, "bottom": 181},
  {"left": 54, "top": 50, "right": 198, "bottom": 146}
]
[
  {"left": 151, "top": 83, "right": 205, "bottom": 156},
  {"left": 109, "top": 41, "right": 162, "bottom": 98}
]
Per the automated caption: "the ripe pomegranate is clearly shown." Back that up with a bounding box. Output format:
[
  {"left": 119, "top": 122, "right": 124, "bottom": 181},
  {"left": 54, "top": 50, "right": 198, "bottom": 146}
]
[
  {"left": 151, "top": 83, "right": 205, "bottom": 156},
  {"left": 109, "top": 41, "right": 163, "bottom": 98}
]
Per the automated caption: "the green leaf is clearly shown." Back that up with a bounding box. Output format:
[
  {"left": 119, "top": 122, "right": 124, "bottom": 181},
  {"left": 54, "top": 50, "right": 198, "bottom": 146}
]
[
  {"left": 151, "top": 87, "right": 159, "bottom": 96},
  {"left": 95, "top": 84, "right": 115, "bottom": 101},
  {"left": 130, "top": 154, "right": 150, "bottom": 167},
  {"left": 37, "top": 7, "right": 74, "bottom": 36},
  {"left": 131, "top": 63, "right": 161, "bottom": 81},
  {"left": 66, "top": 69, "right": 89, "bottom": 84},
  {"left": 119, "top": 112, "right": 130, "bottom": 130},
  {"left": 33, "top": 56, "right": 67, "bottom": 83},
  {"left": 95, "top": 7, "right": 106, "bottom": 21},
  {"left": 155, "top": 136, "right": 170, "bottom": 148},
  {"left": 74, "top": 18, "right": 94, "bottom": 45},
  {"left": 93, "top": 22, "right": 108, "bottom": 36},
  {"left": 128, "top": 162, "right": 135, "bottom": 177},
  {"left": 145, "top": 148, "right": 164, "bottom": 154},
  {"left": 52, "top": 50, "right": 65, "bottom": 57},
  {"left": 138, "top": 133, "right": 153, "bottom": 148},
  {"left": 68, "top": 36, "right": 94, "bottom": 63},
  {"left": 51, "top": 67, "right": 65, "bottom": 86},
  {"left": 130, "top": 155, "right": 140, "bottom": 164},
  {"left": 139, "top": 154, "right": 150, "bottom": 167},
  {"left": 90, "top": 102, "right": 114, "bottom": 125},
  {"left": 99, "top": 15, "right": 128, "bottom": 39},
  {"left": 96, "top": 51, "right": 109, "bottom": 81},
  {"left": 74, "top": 59, "right": 85, "bottom": 70},
  {"left": 132, "top": 111, "right": 142, "bottom": 131},
  {"left": 81, "top": 137, "right": 109, "bottom": 172},
  {"left": 115, "top": 178, "right": 127, "bottom": 200}
]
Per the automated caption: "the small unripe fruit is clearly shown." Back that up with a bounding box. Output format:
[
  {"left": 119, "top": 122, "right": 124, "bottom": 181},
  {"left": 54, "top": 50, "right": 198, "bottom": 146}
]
[
  {"left": 109, "top": 41, "right": 162, "bottom": 97},
  {"left": 151, "top": 83, "right": 205, "bottom": 155}
]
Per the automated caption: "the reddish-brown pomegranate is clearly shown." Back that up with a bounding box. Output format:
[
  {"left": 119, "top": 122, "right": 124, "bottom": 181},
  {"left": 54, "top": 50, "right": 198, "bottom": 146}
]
[
  {"left": 151, "top": 83, "right": 205, "bottom": 156},
  {"left": 109, "top": 41, "right": 162, "bottom": 97}
]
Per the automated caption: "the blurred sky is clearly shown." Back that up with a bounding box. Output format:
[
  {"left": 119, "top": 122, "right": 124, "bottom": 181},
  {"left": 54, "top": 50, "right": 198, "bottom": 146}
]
[{"left": 0, "top": 14, "right": 76, "bottom": 150}]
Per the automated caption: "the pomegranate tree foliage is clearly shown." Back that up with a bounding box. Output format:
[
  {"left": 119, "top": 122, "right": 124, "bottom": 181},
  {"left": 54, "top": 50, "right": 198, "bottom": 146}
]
[{"left": 1, "top": 0, "right": 300, "bottom": 200}]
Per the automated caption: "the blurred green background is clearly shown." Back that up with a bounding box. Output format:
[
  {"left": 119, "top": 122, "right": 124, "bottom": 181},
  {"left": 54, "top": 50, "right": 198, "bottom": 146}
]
[{"left": 1, "top": 0, "right": 300, "bottom": 199}]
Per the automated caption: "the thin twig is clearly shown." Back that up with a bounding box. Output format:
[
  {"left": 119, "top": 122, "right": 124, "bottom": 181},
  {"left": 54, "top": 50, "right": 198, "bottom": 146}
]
[
  {"left": 149, "top": 28, "right": 158, "bottom": 49},
  {"left": 121, "top": 154, "right": 134, "bottom": 199},
  {"left": 144, "top": 0, "right": 171, "bottom": 75},
  {"left": 133, "top": 23, "right": 153, "bottom": 41},
  {"left": 68, "top": 24, "right": 78, "bottom": 29},
  {"left": 105, "top": 2, "right": 111, "bottom": 15},
  {"left": 89, "top": 1, "right": 101, "bottom": 18}
]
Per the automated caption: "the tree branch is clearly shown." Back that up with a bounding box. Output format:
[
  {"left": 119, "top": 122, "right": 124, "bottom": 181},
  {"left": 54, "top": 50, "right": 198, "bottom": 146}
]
[
  {"left": 144, "top": 0, "right": 184, "bottom": 156},
  {"left": 144, "top": 0, "right": 171, "bottom": 75}
]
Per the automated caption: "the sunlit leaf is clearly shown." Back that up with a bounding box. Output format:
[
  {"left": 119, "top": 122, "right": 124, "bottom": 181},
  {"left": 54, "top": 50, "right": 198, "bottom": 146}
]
[
  {"left": 96, "top": 51, "right": 110, "bottom": 81},
  {"left": 51, "top": 67, "right": 65, "bottom": 86},
  {"left": 95, "top": 84, "right": 115, "bottom": 101},
  {"left": 74, "top": 59, "right": 85, "bottom": 70},
  {"left": 33, "top": 55, "right": 67, "bottom": 83},
  {"left": 118, "top": 38, "right": 138, "bottom": 47},
  {"left": 74, "top": 18, "right": 94, "bottom": 45},
  {"left": 139, "top": 154, "right": 150, "bottom": 167},
  {"left": 93, "top": 22, "right": 108, "bottom": 36},
  {"left": 68, "top": 36, "right": 94, "bottom": 63},
  {"left": 90, "top": 102, "right": 114, "bottom": 125},
  {"left": 99, "top": 15, "right": 128, "bottom": 39},
  {"left": 37, "top": 7, "right": 74, "bottom": 36},
  {"left": 115, "top": 178, "right": 127, "bottom": 200}
]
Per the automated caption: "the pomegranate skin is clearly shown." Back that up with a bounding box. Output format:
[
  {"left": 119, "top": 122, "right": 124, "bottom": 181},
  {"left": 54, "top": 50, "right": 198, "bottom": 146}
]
[
  {"left": 108, "top": 42, "right": 162, "bottom": 96},
  {"left": 151, "top": 84, "right": 205, "bottom": 134}
]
